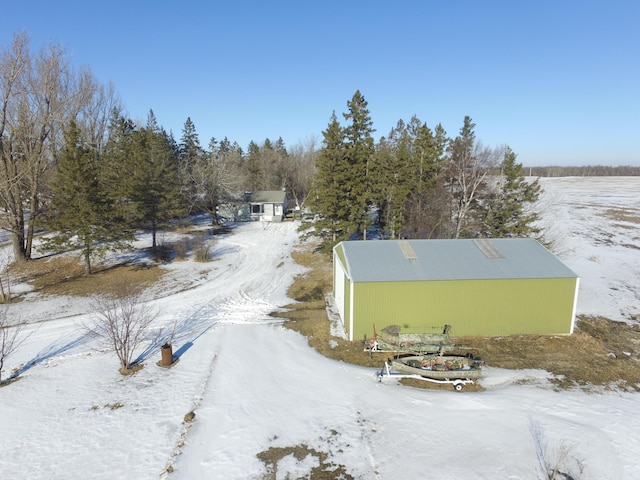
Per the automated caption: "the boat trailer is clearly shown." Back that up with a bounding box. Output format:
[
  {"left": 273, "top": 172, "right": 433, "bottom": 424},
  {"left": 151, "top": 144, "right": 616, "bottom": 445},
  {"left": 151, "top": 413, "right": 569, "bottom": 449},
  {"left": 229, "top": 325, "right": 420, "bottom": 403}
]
[{"left": 375, "top": 360, "right": 476, "bottom": 391}]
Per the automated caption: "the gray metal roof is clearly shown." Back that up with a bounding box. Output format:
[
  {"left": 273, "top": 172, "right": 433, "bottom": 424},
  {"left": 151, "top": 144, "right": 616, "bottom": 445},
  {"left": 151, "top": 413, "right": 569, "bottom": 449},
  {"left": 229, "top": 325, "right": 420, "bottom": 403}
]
[
  {"left": 250, "top": 190, "right": 286, "bottom": 203},
  {"left": 336, "top": 238, "right": 578, "bottom": 283}
]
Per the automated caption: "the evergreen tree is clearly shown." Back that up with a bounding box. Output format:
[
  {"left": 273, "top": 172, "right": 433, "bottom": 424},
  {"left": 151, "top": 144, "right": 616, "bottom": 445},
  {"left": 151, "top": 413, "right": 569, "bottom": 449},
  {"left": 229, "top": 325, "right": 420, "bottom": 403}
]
[
  {"left": 244, "top": 138, "right": 291, "bottom": 192},
  {"left": 405, "top": 120, "right": 450, "bottom": 238},
  {"left": 307, "top": 112, "right": 350, "bottom": 253},
  {"left": 373, "top": 120, "right": 414, "bottom": 239},
  {"left": 245, "top": 141, "right": 261, "bottom": 191},
  {"left": 482, "top": 148, "right": 542, "bottom": 238},
  {"left": 259, "top": 138, "right": 279, "bottom": 189},
  {"left": 47, "top": 120, "right": 130, "bottom": 274},
  {"left": 101, "top": 109, "right": 139, "bottom": 228},
  {"left": 270, "top": 137, "right": 291, "bottom": 191},
  {"left": 178, "top": 117, "right": 203, "bottom": 211},
  {"left": 130, "top": 110, "right": 184, "bottom": 249},
  {"left": 370, "top": 116, "right": 450, "bottom": 240},
  {"left": 343, "top": 90, "right": 375, "bottom": 239},
  {"left": 274, "top": 137, "right": 287, "bottom": 156},
  {"left": 179, "top": 117, "right": 202, "bottom": 162}
]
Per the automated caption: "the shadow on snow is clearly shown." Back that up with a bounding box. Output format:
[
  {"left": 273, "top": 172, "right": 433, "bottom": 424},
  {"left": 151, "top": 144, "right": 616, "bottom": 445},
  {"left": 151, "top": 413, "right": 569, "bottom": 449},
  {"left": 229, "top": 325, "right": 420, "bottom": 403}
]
[
  {"left": 132, "top": 311, "right": 217, "bottom": 367},
  {"left": 10, "top": 332, "right": 93, "bottom": 380}
]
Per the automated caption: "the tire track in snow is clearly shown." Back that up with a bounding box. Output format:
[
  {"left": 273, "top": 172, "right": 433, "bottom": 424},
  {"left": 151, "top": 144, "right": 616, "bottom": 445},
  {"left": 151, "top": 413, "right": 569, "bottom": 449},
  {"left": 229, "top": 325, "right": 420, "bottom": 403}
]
[
  {"left": 161, "top": 222, "right": 302, "bottom": 476},
  {"left": 214, "top": 291, "right": 282, "bottom": 325},
  {"left": 161, "top": 351, "right": 219, "bottom": 478}
]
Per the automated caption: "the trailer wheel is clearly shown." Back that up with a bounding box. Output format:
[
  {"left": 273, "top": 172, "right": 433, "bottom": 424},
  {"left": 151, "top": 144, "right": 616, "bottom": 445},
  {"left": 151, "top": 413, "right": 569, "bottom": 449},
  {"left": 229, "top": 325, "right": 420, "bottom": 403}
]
[{"left": 454, "top": 383, "right": 463, "bottom": 391}]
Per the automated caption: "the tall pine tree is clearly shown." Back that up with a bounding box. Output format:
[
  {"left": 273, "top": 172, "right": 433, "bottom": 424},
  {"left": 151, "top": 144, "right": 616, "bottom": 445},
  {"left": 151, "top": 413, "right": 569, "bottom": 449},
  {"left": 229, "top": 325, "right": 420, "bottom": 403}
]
[
  {"left": 405, "top": 120, "right": 450, "bottom": 239},
  {"left": 307, "top": 112, "right": 350, "bottom": 253},
  {"left": 343, "top": 90, "right": 375, "bottom": 240},
  {"left": 372, "top": 119, "right": 414, "bottom": 239},
  {"left": 130, "top": 110, "right": 184, "bottom": 249},
  {"left": 101, "top": 109, "right": 139, "bottom": 227},
  {"left": 179, "top": 117, "right": 202, "bottom": 162},
  {"left": 245, "top": 141, "right": 261, "bottom": 191},
  {"left": 177, "top": 117, "right": 203, "bottom": 211},
  {"left": 483, "top": 148, "right": 542, "bottom": 238},
  {"left": 47, "top": 120, "right": 130, "bottom": 274}
]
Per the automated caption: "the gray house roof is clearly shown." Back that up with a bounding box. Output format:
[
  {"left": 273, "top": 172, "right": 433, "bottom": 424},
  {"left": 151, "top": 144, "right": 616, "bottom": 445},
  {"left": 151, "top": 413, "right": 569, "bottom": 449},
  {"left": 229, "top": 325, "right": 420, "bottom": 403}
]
[
  {"left": 250, "top": 190, "right": 286, "bottom": 203},
  {"left": 337, "top": 238, "right": 578, "bottom": 283}
]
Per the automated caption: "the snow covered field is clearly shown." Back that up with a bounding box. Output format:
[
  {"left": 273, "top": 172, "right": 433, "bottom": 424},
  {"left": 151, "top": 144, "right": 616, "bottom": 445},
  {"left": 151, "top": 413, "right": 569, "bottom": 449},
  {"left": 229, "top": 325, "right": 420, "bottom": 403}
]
[{"left": 1, "top": 177, "right": 639, "bottom": 479}]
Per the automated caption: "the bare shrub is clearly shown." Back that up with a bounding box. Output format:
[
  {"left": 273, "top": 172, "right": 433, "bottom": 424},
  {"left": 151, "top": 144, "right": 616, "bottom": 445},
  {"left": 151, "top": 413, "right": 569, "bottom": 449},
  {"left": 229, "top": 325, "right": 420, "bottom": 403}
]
[
  {"left": 530, "top": 419, "right": 585, "bottom": 479},
  {"left": 0, "top": 257, "right": 13, "bottom": 304},
  {"left": 193, "top": 239, "right": 211, "bottom": 262},
  {"left": 87, "top": 287, "right": 156, "bottom": 373},
  {"left": 173, "top": 238, "right": 190, "bottom": 260},
  {"left": 150, "top": 244, "right": 173, "bottom": 263},
  {"left": 0, "top": 307, "right": 29, "bottom": 383}
]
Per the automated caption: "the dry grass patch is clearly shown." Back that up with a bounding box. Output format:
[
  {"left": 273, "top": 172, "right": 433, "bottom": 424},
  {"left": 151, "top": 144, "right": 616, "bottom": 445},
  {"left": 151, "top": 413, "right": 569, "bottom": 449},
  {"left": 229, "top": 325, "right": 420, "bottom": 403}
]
[
  {"left": 175, "top": 223, "right": 233, "bottom": 236},
  {"left": 13, "top": 255, "right": 165, "bottom": 297},
  {"left": 457, "top": 317, "right": 640, "bottom": 390},
  {"left": 119, "top": 363, "right": 145, "bottom": 376},
  {"left": 0, "top": 376, "right": 22, "bottom": 388},
  {"left": 281, "top": 242, "right": 640, "bottom": 392},
  {"left": 278, "top": 247, "right": 382, "bottom": 371},
  {"left": 257, "top": 444, "right": 353, "bottom": 480},
  {"left": 602, "top": 207, "right": 640, "bottom": 224}
]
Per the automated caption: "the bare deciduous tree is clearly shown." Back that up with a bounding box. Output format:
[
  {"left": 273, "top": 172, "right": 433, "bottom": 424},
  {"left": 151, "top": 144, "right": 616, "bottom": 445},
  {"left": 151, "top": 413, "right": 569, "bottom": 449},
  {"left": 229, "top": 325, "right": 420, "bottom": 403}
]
[
  {"left": 75, "top": 75, "right": 121, "bottom": 160},
  {"left": 88, "top": 289, "right": 156, "bottom": 373},
  {"left": 0, "top": 306, "right": 27, "bottom": 383},
  {"left": 0, "top": 33, "right": 29, "bottom": 261},
  {"left": 0, "top": 32, "right": 101, "bottom": 261},
  {"left": 0, "top": 258, "right": 12, "bottom": 304},
  {"left": 448, "top": 117, "right": 502, "bottom": 238},
  {"left": 285, "top": 136, "right": 319, "bottom": 213},
  {"left": 194, "top": 137, "right": 243, "bottom": 225}
]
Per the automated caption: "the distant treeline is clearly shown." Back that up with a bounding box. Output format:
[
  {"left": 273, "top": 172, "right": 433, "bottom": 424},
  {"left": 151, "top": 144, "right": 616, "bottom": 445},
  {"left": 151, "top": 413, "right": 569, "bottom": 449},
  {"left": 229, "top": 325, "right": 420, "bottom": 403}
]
[{"left": 524, "top": 165, "right": 640, "bottom": 177}]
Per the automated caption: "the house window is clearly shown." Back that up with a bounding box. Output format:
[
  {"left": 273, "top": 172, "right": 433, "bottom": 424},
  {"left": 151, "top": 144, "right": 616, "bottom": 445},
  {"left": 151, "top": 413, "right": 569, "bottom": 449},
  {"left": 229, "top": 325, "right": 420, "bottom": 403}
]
[{"left": 251, "top": 204, "right": 264, "bottom": 214}]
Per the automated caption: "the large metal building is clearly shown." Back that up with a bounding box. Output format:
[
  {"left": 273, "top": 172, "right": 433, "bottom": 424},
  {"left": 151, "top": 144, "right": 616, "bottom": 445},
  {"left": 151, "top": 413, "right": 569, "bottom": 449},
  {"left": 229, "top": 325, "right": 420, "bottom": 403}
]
[{"left": 332, "top": 238, "right": 579, "bottom": 341}]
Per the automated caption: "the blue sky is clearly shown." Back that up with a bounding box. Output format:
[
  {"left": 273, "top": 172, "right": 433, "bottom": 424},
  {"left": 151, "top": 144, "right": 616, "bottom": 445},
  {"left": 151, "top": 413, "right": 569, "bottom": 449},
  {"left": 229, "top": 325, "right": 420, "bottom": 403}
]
[{"left": 3, "top": 0, "right": 639, "bottom": 166}]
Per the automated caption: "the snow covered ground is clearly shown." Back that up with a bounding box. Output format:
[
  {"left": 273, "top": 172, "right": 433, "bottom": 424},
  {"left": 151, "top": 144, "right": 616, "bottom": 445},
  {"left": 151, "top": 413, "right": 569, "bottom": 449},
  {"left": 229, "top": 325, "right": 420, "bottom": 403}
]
[
  {"left": 535, "top": 176, "right": 640, "bottom": 323},
  {"left": 1, "top": 177, "right": 639, "bottom": 479}
]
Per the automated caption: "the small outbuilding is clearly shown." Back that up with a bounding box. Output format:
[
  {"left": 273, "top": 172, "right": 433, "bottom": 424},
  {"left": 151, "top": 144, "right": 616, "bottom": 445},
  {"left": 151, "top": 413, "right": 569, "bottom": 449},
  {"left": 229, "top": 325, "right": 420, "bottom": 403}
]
[
  {"left": 223, "top": 190, "right": 287, "bottom": 222},
  {"left": 332, "top": 238, "right": 579, "bottom": 341},
  {"left": 250, "top": 190, "right": 287, "bottom": 222}
]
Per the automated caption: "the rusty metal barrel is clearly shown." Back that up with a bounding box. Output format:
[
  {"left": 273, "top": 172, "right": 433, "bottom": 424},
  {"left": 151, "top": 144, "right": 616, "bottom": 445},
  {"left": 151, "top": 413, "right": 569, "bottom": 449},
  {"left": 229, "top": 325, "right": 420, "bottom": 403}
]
[{"left": 161, "top": 343, "right": 173, "bottom": 366}]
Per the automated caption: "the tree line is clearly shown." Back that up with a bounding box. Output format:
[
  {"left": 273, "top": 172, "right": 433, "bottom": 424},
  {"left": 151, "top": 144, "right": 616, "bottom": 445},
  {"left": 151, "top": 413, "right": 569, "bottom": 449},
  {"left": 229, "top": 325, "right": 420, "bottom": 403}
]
[
  {"left": 0, "top": 33, "right": 317, "bottom": 273},
  {"left": 526, "top": 165, "right": 640, "bottom": 177},
  {"left": 306, "top": 91, "right": 542, "bottom": 253},
  {"left": 2, "top": 33, "right": 548, "bottom": 271}
]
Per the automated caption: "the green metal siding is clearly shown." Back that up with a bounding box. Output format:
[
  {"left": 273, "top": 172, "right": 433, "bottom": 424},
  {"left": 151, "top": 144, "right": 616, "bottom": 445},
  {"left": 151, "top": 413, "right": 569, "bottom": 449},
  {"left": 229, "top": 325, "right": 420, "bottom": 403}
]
[
  {"left": 350, "top": 277, "right": 577, "bottom": 341},
  {"left": 343, "top": 277, "right": 352, "bottom": 339}
]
